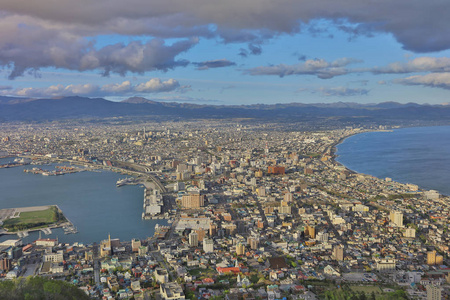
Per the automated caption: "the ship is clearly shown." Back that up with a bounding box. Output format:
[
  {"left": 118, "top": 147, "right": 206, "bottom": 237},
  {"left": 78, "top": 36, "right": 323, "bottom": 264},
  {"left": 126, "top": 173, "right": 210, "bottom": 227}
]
[{"left": 116, "top": 177, "right": 137, "bottom": 187}]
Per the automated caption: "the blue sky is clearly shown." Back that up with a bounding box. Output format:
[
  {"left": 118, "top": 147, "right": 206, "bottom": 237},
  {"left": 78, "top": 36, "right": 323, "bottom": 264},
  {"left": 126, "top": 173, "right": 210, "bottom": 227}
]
[{"left": 1, "top": 1, "right": 450, "bottom": 105}]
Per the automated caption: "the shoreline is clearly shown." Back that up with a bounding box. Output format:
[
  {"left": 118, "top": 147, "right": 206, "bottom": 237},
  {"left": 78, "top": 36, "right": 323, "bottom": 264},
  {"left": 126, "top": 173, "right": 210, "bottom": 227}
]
[{"left": 330, "top": 126, "right": 450, "bottom": 197}]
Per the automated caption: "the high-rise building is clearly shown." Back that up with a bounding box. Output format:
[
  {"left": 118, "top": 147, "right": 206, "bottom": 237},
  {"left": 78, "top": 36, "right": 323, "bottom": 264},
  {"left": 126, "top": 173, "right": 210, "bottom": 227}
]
[
  {"left": 209, "top": 223, "right": 217, "bottom": 236},
  {"left": 203, "top": 238, "right": 214, "bottom": 253},
  {"left": 427, "top": 285, "right": 442, "bottom": 300},
  {"left": 306, "top": 225, "right": 316, "bottom": 239},
  {"left": 189, "top": 232, "right": 198, "bottom": 247},
  {"left": 132, "top": 239, "right": 141, "bottom": 252},
  {"left": 427, "top": 251, "right": 436, "bottom": 265},
  {"left": 247, "top": 237, "right": 259, "bottom": 250},
  {"left": 283, "top": 192, "right": 293, "bottom": 202},
  {"left": 189, "top": 231, "right": 198, "bottom": 247},
  {"left": 390, "top": 211, "right": 403, "bottom": 227},
  {"left": 332, "top": 245, "right": 344, "bottom": 261},
  {"left": 279, "top": 201, "right": 291, "bottom": 214},
  {"left": 0, "top": 258, "right": 11, "bottom": 271},
  {"left": 236, "top": 242, "right": 245, "bottom": 255},
  {"left": 427, "top": 250, "right": 443, "bottom": 265}
]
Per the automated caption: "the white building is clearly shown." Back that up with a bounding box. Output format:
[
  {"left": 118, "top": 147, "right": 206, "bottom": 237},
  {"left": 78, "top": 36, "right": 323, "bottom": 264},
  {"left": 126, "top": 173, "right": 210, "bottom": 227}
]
[
  {"left": 426, "top": 285, "right": 441, "bottom": 300},
  {"left": 203, "top": 238, "right": 214, "bottom": 253},
  {"left": 390, "top": 211, "right": 403, "bottom": 227},
  {"left": 376, "top": 259, "right": 396, "bottom": 271}
]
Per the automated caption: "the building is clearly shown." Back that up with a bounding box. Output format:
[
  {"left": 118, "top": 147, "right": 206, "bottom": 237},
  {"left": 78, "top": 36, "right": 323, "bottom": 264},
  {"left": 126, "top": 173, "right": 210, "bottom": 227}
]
[
  {"left": 332, "top": 245, "right": 344, "bottom": 261},
  {"left": 35, "top": 238, "right": 58, "bottom": 247},
  {"left": 85, "top": 251, "right": 93, "bottom": 261},
  {"left": 425, "top": 190, "right": 440, "bottom": 200},
  {"left": 427, "top": 250, "right": 443, "bottom": 266},
  {"left": 283, "top": 192, "right": 293, "bottom": 202},
  {"left": 236, "top": 242, "right": 245, "bottom": 255},
  {"left": 404, "top": 228, "right": 416, "bottom": 238},
  {"left": 138, "top": 245, "right": 148, "bottom": 256},
  {"left": 189, "top": 232, "right": 198, "bottom": 247},
  {"left": 306, "top": 225, "right": 316, "bottom": 239},
  {"left": 160, "top": 282, "right": 185, "bottom": 300},
  {"left": 155, "top": 268, "right": 169, "bottom": 284},
  {"left": 131, "top": 239, "right": 141, "bottom": 252},
  {"left": 0, "top": 258, "right": 11, "bottom": 271},
  {"left": 316, "top": 232, "right": 329, "bottom": 242},
  {"left": 43, "top": 250, "right": 64, "bottom": 263},
  {"left": 209, "top": 223, "right": 217, "bottom": 236},
  {"left": 376, "top": 259, "right": 396, "bottom": 271},
  {"left": 426, "top": 285, "right": 442, "bottom": 300},
  {"left": 248, "top": 237, "right": 259, "bottom": 250},
  {"left": 100, "top": 234, "right": 112, "bottom": 257},
  {"left": 181, "top": 193, "right": 205, "bottom": 208},
  {"left": 203, "top": 238, "right": 214, "bottom": 253},
  {"left": 390, "top": 211, "right": 403, "bottom": 227},
  {"left": 268, "top": 166, "right": 285, "bottom": 175},
  {"left": 279, "top": 201, "right": 291, "bottom": 214}
]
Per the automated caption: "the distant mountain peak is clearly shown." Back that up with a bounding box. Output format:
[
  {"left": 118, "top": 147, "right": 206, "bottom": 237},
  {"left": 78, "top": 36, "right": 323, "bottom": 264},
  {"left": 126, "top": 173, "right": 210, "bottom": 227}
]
[{"left": 121, "top": 97, "right": 158, "bottom": 104}]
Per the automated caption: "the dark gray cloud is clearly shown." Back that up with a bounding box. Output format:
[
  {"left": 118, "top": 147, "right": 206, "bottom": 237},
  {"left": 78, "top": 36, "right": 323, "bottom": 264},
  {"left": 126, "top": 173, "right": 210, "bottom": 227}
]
[
  {"left": 316, "top": 87, "right": 369, "bottom": 97},
  {"left": 245, "top": 58, "right": 362, "bottom": 79},
  {"left": 2, "top": 0, "right": 450, "bottom": 53},
  {"left": 0, "top": 15, "right": 197, "bottom": 79},
  {"left": 193, "top": 59, "right": 236, "bottom": 70},
  {"left": 1, "top": 0, "right": 450, "bottom": 79}
]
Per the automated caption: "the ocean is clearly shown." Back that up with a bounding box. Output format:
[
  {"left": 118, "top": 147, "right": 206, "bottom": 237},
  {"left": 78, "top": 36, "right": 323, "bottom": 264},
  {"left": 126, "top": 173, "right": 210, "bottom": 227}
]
[
  {"left": 0, "top": 158, "right": 166, "bottom": 245},
  {"left": 336, "top": 125, "right": 450, "bottom": 196}
]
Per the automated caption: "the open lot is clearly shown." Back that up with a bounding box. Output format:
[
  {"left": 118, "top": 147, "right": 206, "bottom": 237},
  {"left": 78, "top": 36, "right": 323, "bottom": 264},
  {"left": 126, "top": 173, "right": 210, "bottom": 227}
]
[{"left": 2, "top": 206, "right": 61, "bottom": 231}]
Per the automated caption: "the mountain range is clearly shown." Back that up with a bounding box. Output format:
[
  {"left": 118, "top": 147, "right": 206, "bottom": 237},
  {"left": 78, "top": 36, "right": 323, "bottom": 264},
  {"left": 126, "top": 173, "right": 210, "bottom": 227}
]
[{"left": 0, "top": 96, "right": 449, "bottom": 126}]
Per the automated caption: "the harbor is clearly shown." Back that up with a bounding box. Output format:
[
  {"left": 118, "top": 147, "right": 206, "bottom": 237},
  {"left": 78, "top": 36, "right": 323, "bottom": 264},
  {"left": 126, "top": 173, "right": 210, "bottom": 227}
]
[
  {"left": 23, "top": 165, "right": 87, "bottom": 176},
  {"left": 0, "top": 158, "right": 167, "bottom": 245}
]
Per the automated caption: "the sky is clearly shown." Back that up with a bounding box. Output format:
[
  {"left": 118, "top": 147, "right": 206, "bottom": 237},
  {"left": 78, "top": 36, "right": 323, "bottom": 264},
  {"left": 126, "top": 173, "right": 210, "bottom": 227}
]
[{"left": 2, "top": 1, "right": 450, "bottom": 105}]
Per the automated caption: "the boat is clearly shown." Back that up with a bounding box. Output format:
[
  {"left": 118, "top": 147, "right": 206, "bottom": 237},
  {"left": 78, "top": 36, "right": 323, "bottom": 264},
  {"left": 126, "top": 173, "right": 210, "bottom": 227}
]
[{"left": 116, "top": 177, "right": 137, "bottom": 187}]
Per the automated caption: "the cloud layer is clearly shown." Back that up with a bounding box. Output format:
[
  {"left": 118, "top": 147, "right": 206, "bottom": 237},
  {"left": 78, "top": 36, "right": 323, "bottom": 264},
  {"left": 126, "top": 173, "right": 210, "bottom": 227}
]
[
  {"left": 245, "top": 58, "right": 361, "bottom": 79},
  {"left": 394, "top": 73, "right": 450, "bottom": 90},
  {"left": 1, "top": 0, "right": 450, "bottom": 79},
  {"left": 0, "top": 78, "right": 183, "bottom": 97},
  {"left": 300, "top": 86, "right": 369, "bottom": 97}
]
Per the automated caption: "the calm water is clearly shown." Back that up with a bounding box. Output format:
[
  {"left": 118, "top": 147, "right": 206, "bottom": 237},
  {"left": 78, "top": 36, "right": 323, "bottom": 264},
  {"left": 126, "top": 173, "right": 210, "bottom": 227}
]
[
  {"left": 0, "top": 158, "right": 166, "bottom": 245},
  {"left": 337, "top": 126, "right": 450, "bottom": 195}
]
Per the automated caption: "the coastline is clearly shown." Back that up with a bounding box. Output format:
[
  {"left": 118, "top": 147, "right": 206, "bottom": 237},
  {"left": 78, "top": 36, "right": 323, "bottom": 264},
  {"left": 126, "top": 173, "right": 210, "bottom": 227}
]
[{"left": 331, "top": 126, "right": 450, "bottom": 197}]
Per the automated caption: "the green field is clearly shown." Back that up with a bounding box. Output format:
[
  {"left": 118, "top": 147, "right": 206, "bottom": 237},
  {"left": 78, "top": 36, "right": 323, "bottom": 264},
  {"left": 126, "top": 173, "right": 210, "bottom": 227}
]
[{"left": 2, "top": 206, "right": 65, "bottom": 232}]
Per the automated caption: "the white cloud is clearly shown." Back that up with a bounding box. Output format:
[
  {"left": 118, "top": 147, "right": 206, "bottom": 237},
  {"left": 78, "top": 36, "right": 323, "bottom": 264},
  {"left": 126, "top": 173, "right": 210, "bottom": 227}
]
[
  {"left": 0, "top": 78, "right": 184, "bottom": 97},
  {"left": 134, "top": 78, "right": 180, "bottom": 93},
  {"left": 373, "top": 57, "right": 450, "bottom": 74},
  {"left": 101, "top": 81, "right": 132, "bottom": 93},
  {"left": 394, "top": 73, "right": 450, "bottom": 90}
]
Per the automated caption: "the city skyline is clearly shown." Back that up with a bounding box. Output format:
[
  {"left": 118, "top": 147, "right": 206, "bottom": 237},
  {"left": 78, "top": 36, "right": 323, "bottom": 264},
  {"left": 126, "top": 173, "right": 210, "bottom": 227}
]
[{"left": 1, "top": 1, "right": 450, "bottom": 105}]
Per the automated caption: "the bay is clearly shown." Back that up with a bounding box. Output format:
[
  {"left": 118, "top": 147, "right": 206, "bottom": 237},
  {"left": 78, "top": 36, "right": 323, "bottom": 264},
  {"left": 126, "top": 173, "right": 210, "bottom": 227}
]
[
  {"left": 336, "top": 125, "right": 450, "bottom": 196},
  {"left": 0, "top": 158, "right": 166, "bottom": 245}
]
